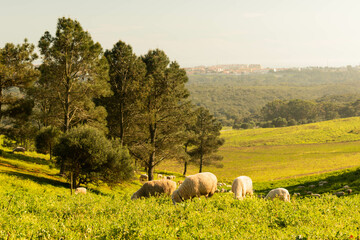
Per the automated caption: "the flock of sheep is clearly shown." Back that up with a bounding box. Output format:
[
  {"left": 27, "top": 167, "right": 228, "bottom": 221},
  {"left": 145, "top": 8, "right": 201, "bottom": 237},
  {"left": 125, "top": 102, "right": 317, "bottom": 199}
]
[{"left": 131, "top": 172, "right": 291, "bottom": 204}]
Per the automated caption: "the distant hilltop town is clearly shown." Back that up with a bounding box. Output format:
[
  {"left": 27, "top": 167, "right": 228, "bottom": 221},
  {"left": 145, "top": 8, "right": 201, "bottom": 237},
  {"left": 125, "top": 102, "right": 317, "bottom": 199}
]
[
  {"left": 185, "top": 64, "right": 360, "bottom": 75},
  {"left": 185, "top": 64, "right": 266, "bottom": 75}
]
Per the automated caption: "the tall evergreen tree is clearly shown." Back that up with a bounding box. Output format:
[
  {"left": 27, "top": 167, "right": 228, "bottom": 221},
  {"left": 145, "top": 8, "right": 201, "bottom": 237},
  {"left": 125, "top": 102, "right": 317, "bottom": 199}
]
[
  {"left": 0, "top": 39, "right": 39, "bottom": 123},
  {"left": 187, "top": 107, "right": 224, "bottom": 173},
  {"left": 101, "top": 40, "right": 146, "bottom": 145},
  {"left": 130, "top": 49, "right": 191, "bottom": 180},
  {"left": 37, "top": 17, "right": 111, "bottom": 133}
]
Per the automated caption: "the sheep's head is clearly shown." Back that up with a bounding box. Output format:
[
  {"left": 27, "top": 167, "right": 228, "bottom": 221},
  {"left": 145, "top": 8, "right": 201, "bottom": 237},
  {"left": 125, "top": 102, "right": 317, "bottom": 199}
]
[
  {"left": 171, "top": 190, "right": 182, "bottom": 204},
  {"left": 131, "top": 192, "right": 137, "bottom": 200}
]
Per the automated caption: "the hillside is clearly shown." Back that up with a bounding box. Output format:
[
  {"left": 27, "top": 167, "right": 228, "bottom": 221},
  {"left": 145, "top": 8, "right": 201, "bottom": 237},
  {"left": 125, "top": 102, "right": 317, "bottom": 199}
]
[
  {"left": 187, "top": 69, "right": 360, "bottom": 125},
  {"left": 1, "top": 141, "right": 360, "bottom": 238},
  {"left": 158, "top": 117, "right": 360, "bottom": 182}
]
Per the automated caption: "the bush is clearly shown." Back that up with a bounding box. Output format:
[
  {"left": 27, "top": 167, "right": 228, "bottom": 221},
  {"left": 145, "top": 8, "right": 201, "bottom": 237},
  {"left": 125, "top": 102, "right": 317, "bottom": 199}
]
[
  {"left": 53, "top": 125, "right": 133, "bottom": 187},
  {"left": 35, "top": 126, "right": 61, "bottom": 160},
  {"left": 272, "top": 117, "right": 288, "bottom": 127}
]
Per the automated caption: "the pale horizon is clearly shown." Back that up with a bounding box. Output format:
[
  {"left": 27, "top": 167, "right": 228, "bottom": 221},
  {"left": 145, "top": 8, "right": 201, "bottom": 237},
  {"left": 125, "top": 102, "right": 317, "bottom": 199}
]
[{"left": 2, "top": 0, "right": 360, "bottom": 68}]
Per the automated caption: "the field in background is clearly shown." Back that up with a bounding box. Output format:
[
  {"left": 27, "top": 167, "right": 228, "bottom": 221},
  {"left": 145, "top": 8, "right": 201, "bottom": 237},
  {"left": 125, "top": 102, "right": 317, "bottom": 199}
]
[{"left": 158, "top": 117, "right": 360, "bottom": 182}]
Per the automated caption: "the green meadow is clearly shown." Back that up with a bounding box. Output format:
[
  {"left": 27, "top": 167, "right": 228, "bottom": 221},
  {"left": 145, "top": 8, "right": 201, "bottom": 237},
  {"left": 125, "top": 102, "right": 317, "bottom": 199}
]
[
  {"left": 159, "top": 117, "right": 360, "bottom": 182},
  {"left": 2, "top": 117, "right": 360, "bottom": 238}
]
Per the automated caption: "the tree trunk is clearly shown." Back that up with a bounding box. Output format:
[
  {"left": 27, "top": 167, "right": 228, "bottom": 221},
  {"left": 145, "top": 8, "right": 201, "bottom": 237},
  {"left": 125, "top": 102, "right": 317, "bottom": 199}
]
[
  {"left": 183, "top": 160, "right": 188, "bottom": 176},
  {"left": 147, "top": 152, "right": 154, "bottom": 181},
  {"left": 119, "top": 101, "right": 124, "bottom": 146}
]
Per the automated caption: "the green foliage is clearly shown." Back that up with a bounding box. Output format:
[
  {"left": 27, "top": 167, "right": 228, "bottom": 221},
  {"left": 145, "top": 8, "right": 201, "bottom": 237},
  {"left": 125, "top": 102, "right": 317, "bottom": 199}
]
[
  {"left": 35, "top": 126, "right": 61, "bottom": 160},
  {"left": 130, "top": 50, "right": 192, "bottom": 180},
  {"left": 53, "top": 125, "right": 133, "bottom": 187},
  {"left": 188, "top": 68, "right": 360, "bottom": 126},
  {"left": 100, "top": 40, "right": 146, "bottom": 145},
  {"left": 187, "top": 107, "right": 225, "bottom": 172},
  {"left": 0, "top": 39, "right": 40, "bottom": 146},
  {"left": 37, "top": 17, "right": 111, "bottom": 132}
]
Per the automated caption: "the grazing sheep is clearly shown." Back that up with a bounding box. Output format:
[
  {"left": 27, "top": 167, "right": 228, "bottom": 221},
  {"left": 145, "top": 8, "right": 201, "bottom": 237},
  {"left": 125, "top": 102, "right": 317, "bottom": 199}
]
[
  {"left": 157, "top": 174, "right": 163, "bottom": 179},
  {"left": 265, "top": 188, "right": 290, "bottom": 202},
  {"left": 166, "top": 175, "right": 176, "bottom": 180},
  {"left": 177, "top": 180, "right": 183, "bottom": 186},
  {"left": 296, "top": 185, "right": 305, "bottom": 189},
  {"left": 319, "top": 181, "right": 328, "bottom": 184},
  {"left": 343, "top": 185, "right": 350, "bottom": 190},
  {"left": 172, "top": 172, "right": 217, "bottom": 204},
  {"left": 306, "top": 191, "right": 313, "bottom": 195},
  {"left": 309, "top": 185, "right": 316, "bottom": 188},
  {"left": 231, "top": 176, "right": 253, "bottom": 200},
  {"left": 12, "top": 147, "right": 26, "bottom": 153},
  {"left": 311, "top": 193, "right": 321, "bottom": 198},
  {"left": 75, "top": 187, "right": 87, "bottom": 195},
  {"left": 334, "top": 191, "right": 345, "bottom": 197},
  {"left": 293, "top": 193, "right": 301, "bottom": 197},
  {"left": 131, "top": 179, "right": 176, "bottom": 200},
  {"left": 346, "top": 189, "right": 353, "bottom": 194},
  {"left": 139, "top": 174, "right": 148, "bottom": 181}
]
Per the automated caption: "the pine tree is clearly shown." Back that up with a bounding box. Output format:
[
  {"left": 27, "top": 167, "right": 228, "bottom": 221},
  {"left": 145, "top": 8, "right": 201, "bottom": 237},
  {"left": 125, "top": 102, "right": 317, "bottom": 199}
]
[
  {"left": 187, "top": 107, "right": 225, "bottom": 173},
  {"left": 37, "top": 17, "right": 111, "bottom": 133},
  {"left": 130, "top": 49, "right": 191, "bottom": 180}
]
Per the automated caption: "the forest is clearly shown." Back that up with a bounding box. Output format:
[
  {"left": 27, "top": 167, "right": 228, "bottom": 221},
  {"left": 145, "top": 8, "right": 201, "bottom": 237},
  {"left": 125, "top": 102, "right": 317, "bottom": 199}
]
[
  {"left": 187, "top": 68, "right": 360, "bottom": 126},
  {"left": 0, "top": 17, "right": 224, "bottom": 187}
]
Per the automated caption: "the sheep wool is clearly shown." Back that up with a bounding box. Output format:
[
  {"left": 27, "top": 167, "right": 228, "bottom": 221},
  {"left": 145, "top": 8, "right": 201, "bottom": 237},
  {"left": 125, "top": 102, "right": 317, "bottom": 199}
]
[
  {"left": 131, "top": 179, "right": 176, "bottom": 200},
  {"left": 75, "top": 187, "right": 87, "bottom": 195},
  {"left": 172, "top": 172, "right": 217, "bottom": 204},
  {"left": 232, "top": 176, "right": 253, "bottom": 200},
  {"left": 265, "top": 188, "right": 290, "bottom": 202}
]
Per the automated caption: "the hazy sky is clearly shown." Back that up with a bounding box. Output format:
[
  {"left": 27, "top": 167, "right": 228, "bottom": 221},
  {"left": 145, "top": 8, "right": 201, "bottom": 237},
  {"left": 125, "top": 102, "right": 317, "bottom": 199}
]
[{"left": 1, "top": 0, "right": 360, "bottom": 68}]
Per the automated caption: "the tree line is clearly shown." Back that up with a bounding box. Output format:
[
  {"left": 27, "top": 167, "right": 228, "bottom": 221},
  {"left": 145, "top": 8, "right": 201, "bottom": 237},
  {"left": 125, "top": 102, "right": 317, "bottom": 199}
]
[
  {"left": 0, "top": 17, "right": 224, "bottom": 187},
  {"left": 187, "top": 68, "right": 360, "bottom": 126},
  {"left": 233, "top": 96, "right": 360, "bottom": 129}
]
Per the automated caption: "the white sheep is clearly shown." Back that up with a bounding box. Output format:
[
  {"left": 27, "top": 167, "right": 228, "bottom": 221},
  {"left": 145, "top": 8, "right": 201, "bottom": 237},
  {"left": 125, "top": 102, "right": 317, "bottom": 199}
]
[
  {"left": 231, "top": 176, "right": 253, "bottom": 200},
  {"left": 13, "top": 147, "right": 26, "bottom": 153},
  {"left": 75, "top": 187, "right": 87, "bottom": 195},
  {"left": 172, "top": 172, "right": 217, "bottom": 204},
  {"left": 157, "top": 174, "right": 163, "bottom": 179},
  {"left": 139, "top": 174, "right": 148, "bottom": 181},
  {"left": 265, "top": 188, "right": 290, "bottom": 202},
  {"left": 131, "top": 179, "right": 176, "bottom": 200}
]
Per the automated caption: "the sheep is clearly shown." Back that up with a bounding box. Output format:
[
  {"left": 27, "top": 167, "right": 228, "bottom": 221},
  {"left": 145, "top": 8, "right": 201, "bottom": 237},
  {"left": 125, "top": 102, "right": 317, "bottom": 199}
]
[
  {"left": 296, "top": 185, "right": 305, "bottom": 189},
  {"left": 311, "top": 193, "right": 321, "bottom": 198},
  {"left": 231, "top": 176, "right": 253, "bottom": 200},
  {"left": 171, "top": 172, "right": 217, "bottom": 204},
  {"left": 343, "top": 185, "right": 350, "bottom": 190},
  {"left": 334, "top": 191, "right": 345, "bottom": 197},
  {"left": 131, "top": 179, "right": 176, "bottom": 200},
  {"left": 293, "top": 193, "right": 301, "bottom": 197},
  {"left": 157, "top": 174, "right": 163, "bottom": 179},
  {"left": 166, "top": 175, "right": 176, "bottom": 180},
  {"left": 12, "top": 147, "right": 26, "bottom": 153},
  {"left": 265, "top": 188, "right": 290, "bottom": 202},
  {"left": 309, "top": 185, "right": 316, "bottom": 188},
  {"left": 346, "top": 189, "right": 353, "bottom": 194},
  {"left": 139, "top": 174, "right": 148, "bottom": 181},
  {"left": 177, "top": 180, "right": 183, "bottom": 186},
  {"left": 75, "top": 187, "right": 87, "bottom": 195}
]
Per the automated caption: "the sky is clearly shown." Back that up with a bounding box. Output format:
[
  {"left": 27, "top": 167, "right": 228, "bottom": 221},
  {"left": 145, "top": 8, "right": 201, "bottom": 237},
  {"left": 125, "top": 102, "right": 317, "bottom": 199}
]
[{"left": 1, "top": 0, "right": 360, "bottom": 68}]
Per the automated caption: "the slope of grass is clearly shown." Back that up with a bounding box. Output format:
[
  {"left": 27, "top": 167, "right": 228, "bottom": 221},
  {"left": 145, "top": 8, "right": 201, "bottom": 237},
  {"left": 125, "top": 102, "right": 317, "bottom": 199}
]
[
  {"left": 1, "top": 138, "right": 360, "bottom": 238},
  {"left": 222, "top": 117, "right": 360, "bottom": 147},
  {"left": 159, "top": 117, "right": 360, "bottom": 182}
]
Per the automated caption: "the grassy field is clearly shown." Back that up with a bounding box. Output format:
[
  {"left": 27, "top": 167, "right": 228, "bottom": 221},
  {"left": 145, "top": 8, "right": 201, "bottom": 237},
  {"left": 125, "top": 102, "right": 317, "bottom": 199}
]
[
  {"left": 2, "top": 117, "right": 360, "bottom": 238},
  {"left": 1, "top": 149, "right": 360, "bottom": 239},
  {"left": 159, "top": 117, "right": 360, "bottom": 182}
]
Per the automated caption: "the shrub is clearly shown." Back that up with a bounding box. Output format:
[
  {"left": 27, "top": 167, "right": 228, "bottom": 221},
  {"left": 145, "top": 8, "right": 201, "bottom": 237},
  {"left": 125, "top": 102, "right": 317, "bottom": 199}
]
[{"left": 53, "top": 125, "right": 133, "bottom": 187}]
